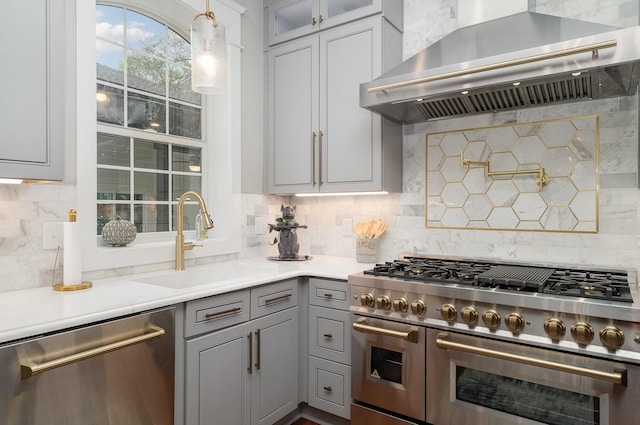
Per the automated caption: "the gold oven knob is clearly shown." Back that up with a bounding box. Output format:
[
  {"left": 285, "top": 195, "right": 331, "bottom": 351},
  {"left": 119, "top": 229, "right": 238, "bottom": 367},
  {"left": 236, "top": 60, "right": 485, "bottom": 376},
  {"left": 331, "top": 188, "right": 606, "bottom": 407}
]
[
  {"left": 544, "top": 318, "right": 566, "bottom": 340},
  {"left": 360, "top": 293, "right": 375, "bottom": 308},
  {"left": 461, "top": 307, "right": 478, "bottom": 325},
  {"left": 599, "top": 326, "right": 625, "bottom": 350},
  {"left": 440, "top": 304, "right": 457, "bottom": 321},
  {"left": 482, "top": 310, "right": 501, "bottom": 330},
  {"left": 393, "top": 298, "right": 408, "bottom": 313},
  {"left": 376, "top": 295, "right": 391, "bottom": 310},
  {"left": 505, "top": 313, "right": 525, "bottom": 333},
  {"left": 571, "top": 322, "right": 595, "bottom": 345},
  {"left": 411, "top": 300, "right": 427, "bottom": 315}
]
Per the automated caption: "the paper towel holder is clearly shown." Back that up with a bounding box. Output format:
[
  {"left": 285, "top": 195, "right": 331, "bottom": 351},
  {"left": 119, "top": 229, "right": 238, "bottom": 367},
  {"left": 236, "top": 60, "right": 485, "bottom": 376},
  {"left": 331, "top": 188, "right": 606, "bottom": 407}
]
[{"left": 51, "top": 245, "right": 93, "bottom": 291}]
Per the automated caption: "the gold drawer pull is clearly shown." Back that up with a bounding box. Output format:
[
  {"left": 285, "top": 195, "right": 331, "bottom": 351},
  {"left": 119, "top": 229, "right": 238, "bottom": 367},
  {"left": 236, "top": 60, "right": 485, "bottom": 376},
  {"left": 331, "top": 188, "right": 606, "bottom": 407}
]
[
  {"left": 323, "top": 333, "right": 333, "bottom": 338},
  {"left": 264, "top": 293, "right": 292, "bottom": 304},
  {"left": 323, "top": 293, "right": 333, "bottom": 298},
  {"left": 323, "top": 386, "right": 332, "bottom": 392},
  {"left": 205, "top": 306, "right": 241, "bottom": 319}
]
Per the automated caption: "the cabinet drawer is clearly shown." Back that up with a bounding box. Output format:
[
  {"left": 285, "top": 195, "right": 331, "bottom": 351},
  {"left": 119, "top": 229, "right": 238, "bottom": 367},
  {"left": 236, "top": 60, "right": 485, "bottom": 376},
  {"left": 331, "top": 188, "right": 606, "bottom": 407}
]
[
  {"left": 184, "top": 290, "right": 251, "bottom": 337},
  {"left": 309, "top": 305, "right": 351, "bottom": 364},
  {"left": 251, "top": 279, "right": 298, "bottom": 319},
  {"left": 308, "top": 356, "right": 351, "bottom": 420},
  {"left": 308, "top": 278, "right": 349, "bottom": 310}
]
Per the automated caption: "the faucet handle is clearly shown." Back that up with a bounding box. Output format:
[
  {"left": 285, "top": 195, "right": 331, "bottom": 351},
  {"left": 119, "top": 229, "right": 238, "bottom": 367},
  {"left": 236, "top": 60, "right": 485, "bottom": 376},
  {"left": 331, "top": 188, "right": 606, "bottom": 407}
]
[{"left": 183, "top": 241, "right": 204, "bottom": 251}]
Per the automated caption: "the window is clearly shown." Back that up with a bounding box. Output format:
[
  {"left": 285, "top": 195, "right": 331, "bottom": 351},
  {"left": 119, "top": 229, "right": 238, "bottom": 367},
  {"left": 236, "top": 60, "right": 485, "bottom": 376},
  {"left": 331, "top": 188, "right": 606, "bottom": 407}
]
[{"left": 96, "top": 4, "right": 204, "bottom": 235}]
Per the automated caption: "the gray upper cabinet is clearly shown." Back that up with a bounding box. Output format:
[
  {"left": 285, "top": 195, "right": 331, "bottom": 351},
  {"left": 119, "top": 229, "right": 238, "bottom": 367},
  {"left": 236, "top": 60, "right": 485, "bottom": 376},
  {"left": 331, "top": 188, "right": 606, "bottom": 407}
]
[
  {"left": 265, "top": 0, "right": 402, "bottom": 46},
  {"left": 266, "top": 12, "right": 403, "bottom": 194},
  {"left": 0, "top": 0, "right": 70, "bottom": 181}
]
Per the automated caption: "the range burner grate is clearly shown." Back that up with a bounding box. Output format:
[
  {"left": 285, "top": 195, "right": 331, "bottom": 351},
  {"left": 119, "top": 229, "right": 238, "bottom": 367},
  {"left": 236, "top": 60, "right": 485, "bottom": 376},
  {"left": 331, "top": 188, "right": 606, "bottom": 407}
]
[{"left": 478, "top": 265, "right": 556, "bottom": 291}]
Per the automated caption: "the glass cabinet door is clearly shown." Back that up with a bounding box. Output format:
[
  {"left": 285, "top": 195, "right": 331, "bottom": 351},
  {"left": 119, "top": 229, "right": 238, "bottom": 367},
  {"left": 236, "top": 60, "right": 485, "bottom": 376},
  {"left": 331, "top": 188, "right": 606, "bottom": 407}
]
[
  {"left": 320, "top": 0, "right": 381, "bottom": 29},
  {"left": 269, "top": 0, "right": 317, "bottom": 45}
]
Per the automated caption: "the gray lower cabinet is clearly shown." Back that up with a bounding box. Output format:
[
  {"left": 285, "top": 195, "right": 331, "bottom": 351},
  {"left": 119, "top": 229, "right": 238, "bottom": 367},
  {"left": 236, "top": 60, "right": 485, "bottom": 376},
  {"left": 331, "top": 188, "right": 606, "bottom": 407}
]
[
  {"left": 184, "top": 280, "right": 299, "bottom": 425},
  {"left": 307, "top": 278, "right": 351, "bottom": 419},
  {"left": 0, "top": 0, "right": 70, "bottom": 181}
]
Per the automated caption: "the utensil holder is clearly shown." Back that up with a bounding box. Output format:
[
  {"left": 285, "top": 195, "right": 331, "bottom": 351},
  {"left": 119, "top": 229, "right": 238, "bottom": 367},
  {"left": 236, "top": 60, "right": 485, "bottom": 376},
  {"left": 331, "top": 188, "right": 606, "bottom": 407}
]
[{"left": 356, "top": 237, "right": 378, "bottom": 263}]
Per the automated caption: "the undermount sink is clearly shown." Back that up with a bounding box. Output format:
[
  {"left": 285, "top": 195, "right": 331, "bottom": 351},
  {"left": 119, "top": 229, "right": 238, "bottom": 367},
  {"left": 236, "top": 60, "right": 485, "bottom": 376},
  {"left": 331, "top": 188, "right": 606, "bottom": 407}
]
[{"left": 134, "top": 263, "right": 276, "bottom": 289}]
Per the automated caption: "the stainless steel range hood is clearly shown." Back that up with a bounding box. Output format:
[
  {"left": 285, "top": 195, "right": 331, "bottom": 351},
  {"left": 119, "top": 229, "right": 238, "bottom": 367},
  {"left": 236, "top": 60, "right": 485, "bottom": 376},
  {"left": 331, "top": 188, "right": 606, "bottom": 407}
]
[{"left": 360, "top": 12, "right": 640, "bottom": 123}]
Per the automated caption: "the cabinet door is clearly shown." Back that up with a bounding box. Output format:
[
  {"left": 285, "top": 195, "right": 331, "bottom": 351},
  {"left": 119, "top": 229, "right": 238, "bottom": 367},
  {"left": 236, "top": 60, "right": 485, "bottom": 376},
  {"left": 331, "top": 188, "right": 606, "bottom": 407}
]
[
  {"left": 185, "top": 322, "right": 252, "bottom": 425},
  {"left": 320, "top": 0, "right": 381, "bottom": 29},
  {"left": 267, "top": 37, "right": 319, "bottom": 194},
  {"left": 319, "top": 18, "right": 382, "bottom": 191},
  {"left": 0, "top": 0, "right": 67, "bottom": 181},
  {"left": 252, "top": 307, "right": 299, "bottom": 425},
  {"left": 267, "top": 0, "right": 319, "bottom": 46}
]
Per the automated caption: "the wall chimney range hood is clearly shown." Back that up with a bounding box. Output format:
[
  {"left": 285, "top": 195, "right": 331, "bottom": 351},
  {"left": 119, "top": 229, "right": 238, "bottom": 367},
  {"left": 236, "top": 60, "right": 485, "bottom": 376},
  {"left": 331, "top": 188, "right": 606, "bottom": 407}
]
[{"left": 360, "top": 12, "right": 640, "bottom": 123}]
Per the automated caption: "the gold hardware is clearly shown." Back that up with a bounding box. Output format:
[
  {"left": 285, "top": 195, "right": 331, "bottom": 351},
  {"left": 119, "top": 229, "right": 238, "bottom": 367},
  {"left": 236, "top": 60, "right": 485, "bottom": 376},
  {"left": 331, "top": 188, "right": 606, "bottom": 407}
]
[
  {"left": 323, "top": 386, "right": 332, "bottom": 392},
  {"left": 571, "top": 322, "right": 595, "bottom": 345},
  {"left": 393, "top": 298, "right": 408, "bottom": 312},
  {"left": 505, "top": 312, "right": 526, "bottom": 333},
  {"left": 461, "top": 151, "right": 549, "bottom": 191},
  {"left": 68, "top": 209, "right": 77, "bottom": 222},
  {"left": 367, "top": 39, "right": 618, "bottom": 93},
  {"left": 247, "top": 333, "right": 253, "bottom": 374},
  {"left": 205, "top": 307, "right": 242, "bottom": 319},
  {"left": 482, "top": 310, "right": 501, "bottom": 330},
  {"left": 264, "top": 293, "right": 292, "bottom": 304},
  {"left": 410, "top": 299, "right": 426, "bottom": 315},
  {"left": 312, "top": 132, "right": 317, "bottom": 186},
  {"left": 312, "top": 16, "right": 317, "bottom": 25},
  {"left": 255, "top": 329, "right": 261, "bottom": 370},
  {"left": 376, "top": 295, "right": 391, "bottom": 310},
  {"left": 352, "top": 317, "right": 420, "bottom": 343},
  {"left": 440, "top": 304, "right": 457, "bottom": 321},
  {"left": 193, "top": 0, "right": 219, "bottom": 27},
  {"left": 461, "top": 307, "right": 478, "bottom": 325},
  {"left": 318, "top": 131, "right": 324, "bottom": 186},
  {"left": 599, "top": 326, "right": 625, "bottom": 350},
  {"left": 323, "top": 293, "right": 333, "bottom": 298},
  {"left": 20, "top": 325, "right": 165, "bottom": 379},
  {"left": 319, "top": 15, "right": 324, "bottom": 24},
  {"left": 360, "top": 293, "right": 375, "bottom": 308},
  {"left": 436, "top": 332, "right": 626, "bottom": 385},
  {"left": 544, "top": 318, "right": 566, "bottom": 340},
  {"left": 175, "top": 191, "right": 214, "bottom": 271},
  {"left": 323, "top": 333, "right": 333, "bottom": 338},
  {"left": 51, "top": 246, "right": 93, "bottom": 292}
]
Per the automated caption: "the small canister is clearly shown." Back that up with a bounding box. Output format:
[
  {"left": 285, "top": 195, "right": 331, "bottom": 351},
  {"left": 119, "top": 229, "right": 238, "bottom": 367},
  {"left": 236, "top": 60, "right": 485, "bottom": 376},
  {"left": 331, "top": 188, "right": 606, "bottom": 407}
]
[{"left": 356, "top": 237, "right": 378, "bottom": 263}]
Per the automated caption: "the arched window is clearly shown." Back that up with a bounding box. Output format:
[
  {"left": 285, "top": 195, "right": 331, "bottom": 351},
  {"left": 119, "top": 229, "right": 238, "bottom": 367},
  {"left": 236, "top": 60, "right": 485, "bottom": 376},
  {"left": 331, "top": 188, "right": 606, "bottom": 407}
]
[{"left": 96, "top": 4, "right": 205, "bottom": 234}]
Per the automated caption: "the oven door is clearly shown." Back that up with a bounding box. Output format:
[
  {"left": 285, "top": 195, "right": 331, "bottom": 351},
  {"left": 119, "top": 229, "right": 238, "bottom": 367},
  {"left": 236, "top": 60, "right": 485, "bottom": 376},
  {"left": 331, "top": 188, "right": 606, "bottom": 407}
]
[
  {"left": 351, "top": 315, "right": 426, "bottom": 422},
  {"left": 427, "top": 329, "right": 639, "bottom": 425}
]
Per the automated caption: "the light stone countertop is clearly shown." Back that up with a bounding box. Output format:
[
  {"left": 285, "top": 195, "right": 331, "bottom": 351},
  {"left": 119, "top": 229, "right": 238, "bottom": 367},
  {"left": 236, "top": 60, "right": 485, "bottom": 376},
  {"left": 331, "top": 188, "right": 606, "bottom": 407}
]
[{"left": 0, "top": 256, "right": 371, "bottom": 345}]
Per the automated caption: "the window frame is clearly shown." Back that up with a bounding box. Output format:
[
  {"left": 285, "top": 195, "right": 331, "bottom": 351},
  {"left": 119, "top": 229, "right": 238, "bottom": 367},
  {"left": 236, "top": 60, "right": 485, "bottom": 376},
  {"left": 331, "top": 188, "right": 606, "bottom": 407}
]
[{"left": 76, "top": 0, "right": 243, "bottom": 272}]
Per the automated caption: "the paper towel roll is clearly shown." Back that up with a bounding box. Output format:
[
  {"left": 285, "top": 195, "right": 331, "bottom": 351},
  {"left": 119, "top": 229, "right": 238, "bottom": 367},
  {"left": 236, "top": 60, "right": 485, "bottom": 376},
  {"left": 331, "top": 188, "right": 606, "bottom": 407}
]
[{"left": 63, "top": 221, "right": 82, "bottom": 286}]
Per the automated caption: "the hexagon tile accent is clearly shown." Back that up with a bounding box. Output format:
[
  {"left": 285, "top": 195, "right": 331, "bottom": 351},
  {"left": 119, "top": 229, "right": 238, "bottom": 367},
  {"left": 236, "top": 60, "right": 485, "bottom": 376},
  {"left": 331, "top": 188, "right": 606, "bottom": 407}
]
[{"left": 425, "top": 115, "right": 599, "bottom": 233}]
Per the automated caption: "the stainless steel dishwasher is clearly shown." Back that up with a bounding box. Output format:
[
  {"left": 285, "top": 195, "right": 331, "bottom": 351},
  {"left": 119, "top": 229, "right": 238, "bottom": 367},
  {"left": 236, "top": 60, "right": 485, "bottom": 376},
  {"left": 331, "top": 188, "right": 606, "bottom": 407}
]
[{"left": 0, "top": 306, "right": 175, "bottom": 425}]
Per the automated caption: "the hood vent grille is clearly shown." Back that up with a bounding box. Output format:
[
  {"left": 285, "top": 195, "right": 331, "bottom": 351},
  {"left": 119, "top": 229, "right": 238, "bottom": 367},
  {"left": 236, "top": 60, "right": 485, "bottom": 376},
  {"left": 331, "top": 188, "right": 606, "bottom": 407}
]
[{"left": 415, "top": 74, "right": 593, "bottom": 120}]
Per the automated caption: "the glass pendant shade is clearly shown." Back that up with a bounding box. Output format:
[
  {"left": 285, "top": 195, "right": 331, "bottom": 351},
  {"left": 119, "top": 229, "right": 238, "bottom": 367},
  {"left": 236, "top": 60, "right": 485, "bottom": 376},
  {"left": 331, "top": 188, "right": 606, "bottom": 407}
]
[{"left": 191, "top": 14, "right": 227, "bottom": 95}]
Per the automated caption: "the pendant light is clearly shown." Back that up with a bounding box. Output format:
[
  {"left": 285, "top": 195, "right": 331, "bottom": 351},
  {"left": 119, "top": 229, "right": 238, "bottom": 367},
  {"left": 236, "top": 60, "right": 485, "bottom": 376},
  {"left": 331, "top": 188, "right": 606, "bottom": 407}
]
[{"left": 191, "top": 0, "right": 227, "bottom": 95}]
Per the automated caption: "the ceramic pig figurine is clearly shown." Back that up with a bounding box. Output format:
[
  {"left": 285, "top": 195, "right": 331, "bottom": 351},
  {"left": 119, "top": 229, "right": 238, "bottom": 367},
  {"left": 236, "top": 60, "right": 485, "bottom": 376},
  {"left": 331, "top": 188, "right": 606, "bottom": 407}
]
[{"left": 268, "top": 205, "right": 308, "bottom": 260}]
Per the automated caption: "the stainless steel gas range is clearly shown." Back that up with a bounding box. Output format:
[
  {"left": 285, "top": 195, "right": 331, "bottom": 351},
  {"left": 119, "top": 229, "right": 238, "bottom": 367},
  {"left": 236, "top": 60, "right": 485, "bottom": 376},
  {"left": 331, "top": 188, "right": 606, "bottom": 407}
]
[{"left": 349, "top": 255, "right": 640, "bottom": 425}]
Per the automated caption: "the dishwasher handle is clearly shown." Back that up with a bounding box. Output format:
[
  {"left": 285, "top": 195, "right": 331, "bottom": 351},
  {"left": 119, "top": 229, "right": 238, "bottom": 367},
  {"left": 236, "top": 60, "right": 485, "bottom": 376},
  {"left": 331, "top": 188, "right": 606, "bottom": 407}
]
[{"left": 20, "top": 325, "right": 166, "bottom": 380}]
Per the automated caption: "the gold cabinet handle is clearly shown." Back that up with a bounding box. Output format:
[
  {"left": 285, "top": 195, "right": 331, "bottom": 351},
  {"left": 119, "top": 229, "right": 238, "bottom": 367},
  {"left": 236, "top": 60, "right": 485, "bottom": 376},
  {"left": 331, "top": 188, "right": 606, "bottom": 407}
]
[
  {"left": 319, "top": 15, "right": 324, "bottom": 24},
  {"left": 436, "top": 332, "right": 627, "bottom": 386},
  {"left": 20, "top": 325, "right": 165, "bottom": 380},
  {"left": 323, "top": 333, "right": 333, "bottom": 338},
  {"left": 264, "top": 293, "right": 292, "bottom": 304},
  {"left": 312, "top": 16, "right": 317, "bottom": 26},
  {"left": 312, "top": 131, "right": 317, "bottom": 186},
  {"left": 367, "top": 40, "right": 617, "bottom": 93},
  {"left": 323, "top": 293, "right": 333, "bottom": 298},
  {"left": 247, "top": 332, "right": 253, "bottom": 374},
  {"left": 352, "top": 317, "right": 419, "bottom": 343},
  {"left": 323, "top": 386, "right": 332, "bottom": 392},
  {"left": 318, "top": 130, "right": 324, "bottom": 186},
  {"left": 205, "top": 306, "right": 241, "bottom": 319},
  {"left": 255, "top": 329, "right": 261, "bottom": 370}
]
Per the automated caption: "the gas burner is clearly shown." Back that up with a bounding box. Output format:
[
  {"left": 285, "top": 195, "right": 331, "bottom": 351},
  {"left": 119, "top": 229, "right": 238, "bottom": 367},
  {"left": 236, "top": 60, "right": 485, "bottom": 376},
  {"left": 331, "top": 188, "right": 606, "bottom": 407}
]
[{"left": 362, "top": 257, "right": 633, "bottom": 303}]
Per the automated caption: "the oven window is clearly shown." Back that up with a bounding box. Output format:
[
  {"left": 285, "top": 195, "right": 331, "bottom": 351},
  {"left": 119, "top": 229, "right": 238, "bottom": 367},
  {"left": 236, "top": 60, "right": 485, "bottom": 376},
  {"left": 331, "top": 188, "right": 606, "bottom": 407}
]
[
  {"left": 456, "top": 367, "right": 600, "bottom": 425},
  {"left": 370, "top": 346, "right": 403, "bottom": 384}
]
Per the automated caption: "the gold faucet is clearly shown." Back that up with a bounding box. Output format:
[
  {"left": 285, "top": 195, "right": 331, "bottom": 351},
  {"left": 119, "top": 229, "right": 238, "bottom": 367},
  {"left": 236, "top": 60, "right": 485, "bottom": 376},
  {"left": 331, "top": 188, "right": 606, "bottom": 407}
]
[{"left": 175, "top": 191, "right": 214, "bottom": 270}]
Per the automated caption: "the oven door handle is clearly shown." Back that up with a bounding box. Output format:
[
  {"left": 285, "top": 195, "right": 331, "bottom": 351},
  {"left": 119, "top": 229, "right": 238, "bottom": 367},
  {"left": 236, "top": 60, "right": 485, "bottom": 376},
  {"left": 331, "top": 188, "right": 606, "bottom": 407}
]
[
  {"left": 436, "top": 332, "right": 627, "bottom": 386},
  {"left": 353, "top": 318, "right": 420, "bottom": 343}
]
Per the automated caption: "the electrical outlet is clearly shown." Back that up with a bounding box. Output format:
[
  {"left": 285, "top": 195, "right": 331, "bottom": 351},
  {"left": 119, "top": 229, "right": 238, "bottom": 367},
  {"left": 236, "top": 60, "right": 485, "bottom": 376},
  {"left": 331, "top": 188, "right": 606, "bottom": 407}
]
[
  {"left": 43, "top": 222, "right": 64, "bottom": 250},
  {"left": 255, "top": 216, "right": 265, "bottom": 235},
  {"left": 342, "top": 218, "right": 353, "bottom": 236}
]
